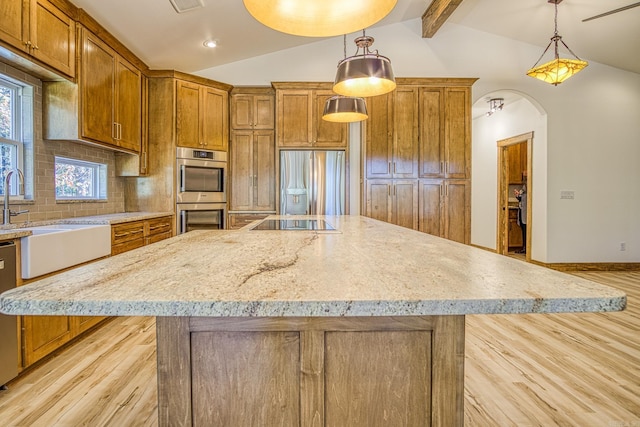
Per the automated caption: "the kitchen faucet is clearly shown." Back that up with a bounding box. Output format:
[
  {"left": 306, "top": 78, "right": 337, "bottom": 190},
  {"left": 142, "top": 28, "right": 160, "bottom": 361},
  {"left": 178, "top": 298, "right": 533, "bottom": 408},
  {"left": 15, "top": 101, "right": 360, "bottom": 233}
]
[{"left": 3, "top": 169, "right": 28, "bottom": 225}]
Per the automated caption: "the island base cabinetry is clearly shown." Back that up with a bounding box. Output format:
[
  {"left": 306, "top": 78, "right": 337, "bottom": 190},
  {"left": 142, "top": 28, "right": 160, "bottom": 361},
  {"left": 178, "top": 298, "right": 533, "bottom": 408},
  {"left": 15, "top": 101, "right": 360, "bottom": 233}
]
[{"left": 157, "top": 315, "right": 464, "bottom": 427}]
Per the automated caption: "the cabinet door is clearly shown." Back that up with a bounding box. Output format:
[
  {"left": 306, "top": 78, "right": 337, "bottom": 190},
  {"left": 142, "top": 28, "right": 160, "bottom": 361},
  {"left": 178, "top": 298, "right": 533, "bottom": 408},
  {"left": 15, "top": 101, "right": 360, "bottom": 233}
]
[
  {"left": 277, "top": 90, "right": 312, "bottom": 147},
  {"left": 231, "top": 95, "right": 253, "bottom": 129},
  {"left": 254, "top": 95, "right": 275, "bottom": 129},
  {"left": 231, "top": 94, "right": 274, "bottom": 130},
  {"left": 81, "top": 31, "right": 116, "bottom": 145},
  {"left": 115, "top": 57, "right": 141, "bottom": 153},
  {"left": 507, "top": 143, "right": 524, "bottom": 184},
  {"left": 313, "top": 90, "right": 347, "bottom": 148},
  {"left": 254, "top": 130, "right": 275, "bottom": 210},
  {"left": 444, "top": 180, "right": 469, "bottom": 244},
  {"left": 0, "top": 0, "right": 28, "bottom": 52},
  {"left": 230, "top": 131, "right": 253, "bottom": 211},
  {"left": 444, "top": 88, "right": 470, "bottom": 179},
  {"left": 393, "top": 88, "right": 418, "bottom": 178},
  {"left": 392, "top": 180, "right": 418, "bottom": 230},
  {"left": 418, "top": 179, "right": 443, "bottom": 237},
  {"left": 201, "top": 86, "right": 228, "bottom": 151},
  {"left": 366, "top": 181, "right": 392, "bottom": 223},
  {"left": 419, "top": 88, "right": 444, "bottom": 178},
  {"left": 176, "top": 80, "right": 201, "bottom": 148},
  {"left": 22, "top": 315, "right": 74, "bottom": 366},
  {"left": 365, "top": 93, "right": 393, "bottom": 179},
  {"left": 31, "top": 0, "right": 75, "bottom": 77}
]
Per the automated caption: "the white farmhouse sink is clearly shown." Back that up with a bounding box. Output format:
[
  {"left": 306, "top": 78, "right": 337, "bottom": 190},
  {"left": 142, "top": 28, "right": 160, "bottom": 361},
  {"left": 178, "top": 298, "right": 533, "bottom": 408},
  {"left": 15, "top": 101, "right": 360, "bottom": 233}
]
[{"left": 20, "top": 224, "right": 111, "bottom": 279}]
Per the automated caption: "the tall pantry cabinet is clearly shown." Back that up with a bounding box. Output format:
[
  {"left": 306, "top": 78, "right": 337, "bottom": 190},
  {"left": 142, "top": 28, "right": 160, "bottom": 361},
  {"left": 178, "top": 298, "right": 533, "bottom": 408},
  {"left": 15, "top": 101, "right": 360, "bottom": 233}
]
[
  {"left": 363, "top": 78, "right": 476, "bottom": 244},
  {"left": 228, "top": 87, "right": 276, "bottom": 229}
]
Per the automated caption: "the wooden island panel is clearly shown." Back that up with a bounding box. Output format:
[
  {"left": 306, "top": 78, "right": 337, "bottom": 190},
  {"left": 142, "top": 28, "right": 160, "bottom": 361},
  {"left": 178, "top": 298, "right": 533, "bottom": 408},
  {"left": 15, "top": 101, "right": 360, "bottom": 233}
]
[{"left": 157, "top": 315, "right": 464, "bottom": 427}]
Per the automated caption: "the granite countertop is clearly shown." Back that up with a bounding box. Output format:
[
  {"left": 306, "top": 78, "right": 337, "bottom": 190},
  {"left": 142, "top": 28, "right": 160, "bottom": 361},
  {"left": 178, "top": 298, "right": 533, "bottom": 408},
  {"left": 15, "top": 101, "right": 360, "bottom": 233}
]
[
  {"left": 0, "top": 216, "right": 626, "bottom": 318},
  {"left": 0, "top": 212, "right": 174, "bottom": 240}
]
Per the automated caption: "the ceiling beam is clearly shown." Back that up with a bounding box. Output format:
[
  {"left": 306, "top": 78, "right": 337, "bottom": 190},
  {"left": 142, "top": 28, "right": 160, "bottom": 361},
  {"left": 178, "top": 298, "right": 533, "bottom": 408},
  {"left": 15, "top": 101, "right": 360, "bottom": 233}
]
[{"left": 421, "top": 0, "right": 464, "bottom": 38}]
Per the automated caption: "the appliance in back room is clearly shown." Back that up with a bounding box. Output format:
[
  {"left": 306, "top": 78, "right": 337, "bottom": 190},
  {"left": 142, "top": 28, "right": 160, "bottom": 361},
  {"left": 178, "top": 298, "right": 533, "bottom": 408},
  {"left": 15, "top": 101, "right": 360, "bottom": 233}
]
[{"left": 280, "top": 150, "right": 346, "bottom": 216}]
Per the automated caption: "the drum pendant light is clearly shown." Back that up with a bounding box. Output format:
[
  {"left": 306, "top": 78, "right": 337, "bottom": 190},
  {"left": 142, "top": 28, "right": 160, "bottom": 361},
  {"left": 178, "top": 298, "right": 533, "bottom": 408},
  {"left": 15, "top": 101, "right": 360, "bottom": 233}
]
[
  {"left": 526, "top": 0, "right": 588, "bottom": 85},
  {"left": 333, "top": 32, "right": 396, "bottom": 98},
  {"left": 322, "top": 96, "right": 368, "bottom": 123},
  {"left": 242, "top": 0, "right": 397, "bottom": 37}
]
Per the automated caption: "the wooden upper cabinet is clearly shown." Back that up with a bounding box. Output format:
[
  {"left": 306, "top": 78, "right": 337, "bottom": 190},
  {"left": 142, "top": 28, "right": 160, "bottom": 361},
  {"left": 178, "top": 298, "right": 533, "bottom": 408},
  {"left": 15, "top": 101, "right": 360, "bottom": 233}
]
[
  {"left": 231, "top": 92, "right": 274, "bottom": 130},
  {"left": 31, "top": 0, "right": 75, "bottom": 77},
  {"left": 80, "top": 28, "right": 141, "bottom": 153},
  {"left": 393, "top": 88, "right": 418, "bottom": 178},
  {"left": 418, "top": 88, "right": 443, "bottom": 178},
  {"left": 202, "top": 86, "right": 228, "bottom": 151},
  {"left": 419, "top": 87, "right": 470, "bottom": 179},
  {"left": 275, "top": 85, "right": 347, "bottom": 148},
  {"left": 507, "top": 143, "right": 526, "bottom": 184},
  {"left": 365, "top": 92, "right": 393, "bottom": 179},
  {"left": 0, "top": 0, "right": 75, "bottom": 78},
  {"left": 176, "top": 80, "right": 228, "bottom": 151},
  {"left": 365, "top": 88, "right": 418, "bottom": 179},
  {"left": 313, "top": 90, "right": 346, "bottom": 148},
  {"left": 444, "top": 88, "right": 470, "bottom": 179}
]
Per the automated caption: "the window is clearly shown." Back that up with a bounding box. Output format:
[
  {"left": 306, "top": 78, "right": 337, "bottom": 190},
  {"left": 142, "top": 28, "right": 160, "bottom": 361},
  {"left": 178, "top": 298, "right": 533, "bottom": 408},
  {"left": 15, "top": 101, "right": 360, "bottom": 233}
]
[
  {"left": 55, "top": 157, "right": 107, "bottom": 200},
  {"left": 0, "top": 78, "right": 24, "bottom": 196}
]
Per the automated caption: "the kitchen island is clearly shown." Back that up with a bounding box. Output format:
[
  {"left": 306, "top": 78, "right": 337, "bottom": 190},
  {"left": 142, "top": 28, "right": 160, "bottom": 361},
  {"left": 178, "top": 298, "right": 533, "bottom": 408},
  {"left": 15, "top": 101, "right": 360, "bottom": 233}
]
[{"left": 0, "top": 216, "right": 626, "bottom": 426}]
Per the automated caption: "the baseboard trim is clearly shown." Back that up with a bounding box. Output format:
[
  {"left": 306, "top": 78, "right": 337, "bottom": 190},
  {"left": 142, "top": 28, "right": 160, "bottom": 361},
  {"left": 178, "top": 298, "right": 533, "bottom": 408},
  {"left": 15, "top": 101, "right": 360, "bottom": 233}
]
[{"left": 468, "top": 245, "right": 640, "bottom": 272}]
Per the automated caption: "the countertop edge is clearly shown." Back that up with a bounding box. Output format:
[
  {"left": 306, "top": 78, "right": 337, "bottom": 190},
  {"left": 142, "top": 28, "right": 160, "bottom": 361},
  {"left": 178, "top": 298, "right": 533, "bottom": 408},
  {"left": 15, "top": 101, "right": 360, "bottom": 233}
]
[{"left": 0, "top": 295, "right": 627, "bottom": 317}]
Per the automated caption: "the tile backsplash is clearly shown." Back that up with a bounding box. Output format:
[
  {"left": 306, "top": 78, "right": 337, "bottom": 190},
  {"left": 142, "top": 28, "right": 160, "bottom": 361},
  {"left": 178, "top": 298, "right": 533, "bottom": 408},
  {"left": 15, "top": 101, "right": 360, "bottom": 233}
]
[{"left": 1, "top": 61, "right": 125, "bottom": 224}]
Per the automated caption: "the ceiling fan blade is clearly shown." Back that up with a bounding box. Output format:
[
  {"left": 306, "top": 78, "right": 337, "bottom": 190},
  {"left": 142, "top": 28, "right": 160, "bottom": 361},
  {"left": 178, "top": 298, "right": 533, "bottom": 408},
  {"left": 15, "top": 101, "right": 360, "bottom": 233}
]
[{"left": 582, "top": 2, "right": 640, "bottom": 22}]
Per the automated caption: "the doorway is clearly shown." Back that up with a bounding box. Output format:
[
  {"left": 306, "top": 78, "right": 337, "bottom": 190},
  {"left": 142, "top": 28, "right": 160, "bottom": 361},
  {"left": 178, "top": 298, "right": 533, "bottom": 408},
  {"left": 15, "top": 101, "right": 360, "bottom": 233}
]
[{"left": 497, "top": 132, "right": 533, "bottom": 261}]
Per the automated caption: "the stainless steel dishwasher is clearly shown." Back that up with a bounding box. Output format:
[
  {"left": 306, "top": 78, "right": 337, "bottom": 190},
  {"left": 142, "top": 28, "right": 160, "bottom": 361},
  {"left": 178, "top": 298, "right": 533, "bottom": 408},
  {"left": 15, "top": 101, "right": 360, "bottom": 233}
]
[{"left": 0, "top": 241, "right": 18, "bottom": 387}]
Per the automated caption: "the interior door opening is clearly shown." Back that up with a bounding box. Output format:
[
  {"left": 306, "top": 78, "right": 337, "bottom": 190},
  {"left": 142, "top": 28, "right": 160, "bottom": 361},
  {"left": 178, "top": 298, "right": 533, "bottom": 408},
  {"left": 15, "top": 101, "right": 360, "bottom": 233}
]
[{"left": 497, "top": 132, "right": 533, "bottom": 261}]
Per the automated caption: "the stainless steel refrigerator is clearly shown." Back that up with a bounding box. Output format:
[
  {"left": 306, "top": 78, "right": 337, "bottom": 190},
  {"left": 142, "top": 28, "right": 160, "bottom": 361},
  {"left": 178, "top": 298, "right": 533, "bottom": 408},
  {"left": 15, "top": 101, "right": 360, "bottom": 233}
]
[{"left": 280, "top": 150, "right": 346, "bottom": 215}]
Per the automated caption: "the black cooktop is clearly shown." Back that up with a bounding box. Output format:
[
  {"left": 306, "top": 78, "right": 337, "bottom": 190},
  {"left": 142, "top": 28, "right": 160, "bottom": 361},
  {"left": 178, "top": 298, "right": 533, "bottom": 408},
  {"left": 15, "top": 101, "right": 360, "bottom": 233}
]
[{"left": 251, "top": 219, "right": 335, "bottom": 231}]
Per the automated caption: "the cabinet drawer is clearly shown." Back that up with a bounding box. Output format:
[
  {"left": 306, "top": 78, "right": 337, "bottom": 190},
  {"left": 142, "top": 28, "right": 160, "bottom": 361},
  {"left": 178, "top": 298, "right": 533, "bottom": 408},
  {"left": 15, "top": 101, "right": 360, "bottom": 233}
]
[
  {"left": 146, "top": 231, "right": 172, "bottom": 245},
  {"left": 111, "top": 221, "right": 145, "bottom": 245},
  {"left": 147, "top": 216, "right": 172, "bottom": 236},
  {"left": 111, "top": 239, "right": 145, "bottom": 256}
]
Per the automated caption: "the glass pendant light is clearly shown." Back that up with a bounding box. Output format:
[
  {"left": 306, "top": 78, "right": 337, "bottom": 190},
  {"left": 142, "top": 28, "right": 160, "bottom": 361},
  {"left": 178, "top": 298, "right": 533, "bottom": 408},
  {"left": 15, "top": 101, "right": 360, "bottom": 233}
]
[
  {"left": 243, "top": 0, "right": 397, "bottom": 37},
  {"left": 333, "top": 31, "right": 396, "bottom": 98},
  {"left": 526, "top": 0, "right": 588, "bottom": 86},
  {"left": 322, "top": 96, "right": 368, "bottom": 123}
]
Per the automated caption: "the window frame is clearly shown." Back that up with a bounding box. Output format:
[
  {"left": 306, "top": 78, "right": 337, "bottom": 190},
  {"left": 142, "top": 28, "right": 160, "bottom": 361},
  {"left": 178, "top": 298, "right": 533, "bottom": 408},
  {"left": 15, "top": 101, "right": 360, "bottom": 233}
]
[
  {"left": 0, "top": 77, "right": 25, "bottom": 197},
  {"left": 54, "top": 156, "right": 108, "bottom": 201}
]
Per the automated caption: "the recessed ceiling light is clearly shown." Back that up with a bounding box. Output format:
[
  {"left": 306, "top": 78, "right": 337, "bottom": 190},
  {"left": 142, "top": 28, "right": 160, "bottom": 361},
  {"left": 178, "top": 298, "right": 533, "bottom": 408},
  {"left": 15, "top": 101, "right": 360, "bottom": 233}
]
[{"left": 203, "top": 40, "right": 218, "bottom": 48}]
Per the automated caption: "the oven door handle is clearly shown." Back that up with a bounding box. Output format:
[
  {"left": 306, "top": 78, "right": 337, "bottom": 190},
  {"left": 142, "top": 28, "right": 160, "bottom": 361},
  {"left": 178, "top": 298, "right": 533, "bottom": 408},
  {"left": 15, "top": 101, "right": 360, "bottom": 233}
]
[{"left": 179, "top": 165, "right": 186, "bottom": 193}]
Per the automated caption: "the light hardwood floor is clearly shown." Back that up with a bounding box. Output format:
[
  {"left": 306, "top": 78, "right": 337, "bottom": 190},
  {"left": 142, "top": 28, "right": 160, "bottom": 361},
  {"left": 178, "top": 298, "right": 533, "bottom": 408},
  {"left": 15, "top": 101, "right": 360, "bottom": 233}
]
[{"left": 0, "top": 271, "right": 638, "bottom": 426}]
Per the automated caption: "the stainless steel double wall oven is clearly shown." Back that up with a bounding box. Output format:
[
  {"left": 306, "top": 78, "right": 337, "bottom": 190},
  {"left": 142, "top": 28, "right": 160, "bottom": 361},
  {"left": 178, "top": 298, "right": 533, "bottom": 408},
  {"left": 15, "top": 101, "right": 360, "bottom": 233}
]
[{"left": 176, "top": 147, "right": 227, "bottom": 233}]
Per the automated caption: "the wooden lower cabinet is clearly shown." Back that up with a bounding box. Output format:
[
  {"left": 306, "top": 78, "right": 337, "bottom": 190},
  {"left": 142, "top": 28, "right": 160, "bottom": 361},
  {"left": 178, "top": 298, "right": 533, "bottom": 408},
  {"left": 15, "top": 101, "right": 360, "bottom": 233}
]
[
  {"left": 366, "top": 180, "right": 418, "bottom": 230},
  {"left": 418, "top": 179, "right": 470, "bottom": 244},
  {"left": 21, "top": 216, "right": 174, "bottom": 368},
  {"left": 508, "top": 207, "right": 523, "bottom": 249},
  {"left": 111, "top": 215, "right": 173, "bottom": 255},
  {"left": 21, "top": 315, "right": 74, "bottom": 367},
  {"left": 157, "top": 316, "right": 464, "bottom": 426}
]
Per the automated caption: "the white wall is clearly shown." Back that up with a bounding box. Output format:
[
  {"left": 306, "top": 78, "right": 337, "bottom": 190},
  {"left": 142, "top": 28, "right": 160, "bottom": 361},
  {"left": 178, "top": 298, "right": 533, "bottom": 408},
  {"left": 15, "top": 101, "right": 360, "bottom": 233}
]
[
  {"left": 197, "top": 19, "right": 640, "bottom": 263},
  {"left": 471, "top": 95, "right": 548, "bottom": 261}
]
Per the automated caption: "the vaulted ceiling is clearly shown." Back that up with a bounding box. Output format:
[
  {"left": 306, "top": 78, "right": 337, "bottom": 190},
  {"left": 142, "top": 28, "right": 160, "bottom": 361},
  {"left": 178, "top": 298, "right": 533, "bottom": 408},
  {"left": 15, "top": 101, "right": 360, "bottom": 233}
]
[{"left": 69, "top": 0, "right": 640, "bottom": 75}]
